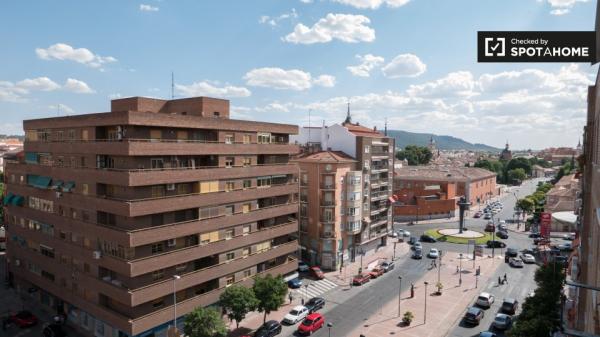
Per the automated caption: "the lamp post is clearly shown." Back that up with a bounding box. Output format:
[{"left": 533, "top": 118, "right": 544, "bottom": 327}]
[
  {"left": 397, "top": 276, "right": 402, "bottom": 317},
  {"left": 459, "top": 254, "right": 463, "bottom": 286},
  {"left": 423, "top": 281, "right": 429, "bottom": 324},
  {"left": 173, "top": 275, "right": 181, "bottom": 331},
  {"left": 393, "top": 241, "right": 397, "bottom": 261},
  {"left": 437, "top": 251, "right": 443, "bottom": 285},
  {"left": 304, "top": 284, "right": 309, "bottom": 304},
  {"left": 327, "top": 322, "right": 333, "bottom": 337}
]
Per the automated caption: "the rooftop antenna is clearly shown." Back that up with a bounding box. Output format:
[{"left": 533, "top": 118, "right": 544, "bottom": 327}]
[
  {"left": 308, "top": 108, "right": 312, "bottom": 145},
  {"left": 171, "top": 71, "right": 175, "bottom": 99},
  {"left": 344, "top": 100, "right": 351, "bottom": 124}
]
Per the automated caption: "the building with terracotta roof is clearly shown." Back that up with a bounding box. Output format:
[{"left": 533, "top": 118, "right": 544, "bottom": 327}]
[{"left": 546, "top": 174, "right": 579, "bottom": 214}]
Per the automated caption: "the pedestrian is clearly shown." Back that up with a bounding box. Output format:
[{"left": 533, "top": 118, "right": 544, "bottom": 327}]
[
  {"left": 433, "top": 260, "right": 437, "bottom": 268},
  {"left": 503, "top": 274, "right": 508, "bottom": 284},
  {"left": 498, "top": 276, "right": 502, "bottom": 285},
  {"left": 456, "top": 265, "right": 459, "bottom": 273},
  {"left": 288, "top": 293, "right": 293, "bottom": 304},
  {"left": 410, "top": 283, "right": 415, "bottom": 298}
]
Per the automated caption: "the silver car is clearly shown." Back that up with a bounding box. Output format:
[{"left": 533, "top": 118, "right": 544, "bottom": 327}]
[{"left": 492, "top": 313, "right": 512, "bottom": 330}]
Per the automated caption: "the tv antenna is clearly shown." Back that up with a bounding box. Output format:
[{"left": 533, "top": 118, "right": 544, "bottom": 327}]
[{"left": 171, "top": 71, "right": 175, "bottom": 99}]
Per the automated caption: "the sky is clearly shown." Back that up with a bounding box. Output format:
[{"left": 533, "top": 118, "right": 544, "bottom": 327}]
[{"left": 0, "top": 0, "right": 598, "bottom": 149}]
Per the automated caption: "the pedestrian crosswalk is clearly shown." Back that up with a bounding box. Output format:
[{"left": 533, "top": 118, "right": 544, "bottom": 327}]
[{"left": 292, "top": 278, "right": 338, "bottom": 299}]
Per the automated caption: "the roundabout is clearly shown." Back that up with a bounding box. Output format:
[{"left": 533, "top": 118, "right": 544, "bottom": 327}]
[
  {"left": 425, "top": 228, "right": 492, "bottom": 244},
  {"left": 437, "top": 228, "right": 484, "bottom": 238}
]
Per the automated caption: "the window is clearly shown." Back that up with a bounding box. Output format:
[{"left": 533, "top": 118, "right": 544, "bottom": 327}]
[
  {"left": 167, "top": 239, "right": 176, "bottom": 247},
  {"left": 243, "top": 180, "right": 251, "bottom": 189},
  {"left": 323, "top": 209, "right": 333, "bottom": 221},
  {"left": 225, "top": 229, "right": 234, "bottom": 240},
  {"left": 242, "top": 203, "right": 251, "bottom": 213},
  {"left": 41, "top": 270, "right": 55, "bottom": 282},
  {"left": 225, "top": 205, "right": 234, "bottom": 215},
  {"left": 243, "top": 269, "right": 252, "bottom": 278},
  {"left": 152, "top": 269, "right": 165, "bottom": 281},
  {"left": 150, "top": 129, "right": 162, "bottom": 140},
  {"left": 242, "top": 225, "right": 250, "bottom": 235},
  {"left": 40, "top": 245, "right": 55, "bottom": 258},
  {"left": 243, "top": 157, "right": 251, "bottom": 167},
  {"left": 257, "top": 133, "right": 271, "bottom": 144},
  {"left": 243, "top": 134, "right": 251, "bottom": 144},
  {"left": 256, "top": 241, "right": 271, "bottom": 252},
  {"left": 242, "top": 247, "right": 250, "bottom": 257},
  {"left": 151, "top": 158, "right": 164, "bottom": 169},
  {"left": 200, "top": 181, "right": 219, "bottom": 193},
  {"left": 81, "top": 129, "right": 88, "bottom": 141},
  {"left": 301, "top": 174, "right": 308, "bottom": 185},
  {"left": 175, "top": 263, "right": 187, "bottom": 273},
  {"left": 225, "top": 134, "right": 234, "bottom": 144},
  {"left": 225, "top": 181, "right": 235, "bottom": 192},
  {"left": 199, "top": 206, "right": 220, "bottom": 219},
  {"left": 213, "top": 111, "right": 220, "bottom": 117},
  {"left": 151, "top": 243, "right": 164, "bottom": 254},
  {"left": 177, "top": 184, "right": 191, "bottom": 195},
  {"left": 200, "top": 231, "right": 220, "bottom": 244},
  {"left": 257, "top": 176, "right": 271, "bottom": 187},
  {"left": 225, "top": 275, "right": 234, "bottom": 287},
  {"left": 68, "top": 129, "right": 75, "bottom": 140},
  {"left": 176, "top": 130, "right": 188, "bottom": 141},
  {"left": 151, "top": 186, "right": 165, "bottom": 198},
  {"left": 226, "top": 252, "right": 235, "bottom": 261},
  {"left": 364, "top": 145, "right": 370, "bottom": 153},
  {"left": 225, "top": 157, "right": 234, "bottom": 168},
  {"left": 82, "top": 184, "right": 89, "bottom": 195},
  {"left": 152, "top": 299, "right": 164, "bottom": 308}
]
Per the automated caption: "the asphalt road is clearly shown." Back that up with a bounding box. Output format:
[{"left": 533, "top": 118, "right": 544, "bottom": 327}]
[{"left": 279, "top": 179, "right": 545, "bottom": 337}]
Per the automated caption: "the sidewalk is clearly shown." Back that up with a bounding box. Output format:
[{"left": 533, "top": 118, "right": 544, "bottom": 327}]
[{"left": 348, "top": 253, "right": 504, "bottom": 337}]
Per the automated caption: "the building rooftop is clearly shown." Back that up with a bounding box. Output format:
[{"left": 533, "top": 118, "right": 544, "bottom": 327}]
[
  {"left": 293, "top": 150, "right": 356, "bottom": 163},
  {"left": 394, "top": 166, "right": 496, "bottom": 181},
  {"left": 342, "top": 122, "right": 386, "bottom": 138}
]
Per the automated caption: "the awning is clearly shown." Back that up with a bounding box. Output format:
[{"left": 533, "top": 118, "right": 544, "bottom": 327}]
[
  {"left": 26, "top": 174, "right": 39, "bottom": 186},
  {"left": 271, "top": 175, "right": 288, "bottom": 179},
  {"left": 25, "top": 152, "right": 38, "bottom": 164},
  {"left": 11, "top": 195, "right": 24, "bottom": 206},
  {"left": 62, "top": 181, "right": 75, "bottom": 192},
  {"left": 51, "top": 180, "right": 64, "bottom": 190},
  {"left": 33, "top": 176, "right": 52, "bottom": 189},
  {"left": 3, "top": 192, "right": 14, "bottom": 206}
]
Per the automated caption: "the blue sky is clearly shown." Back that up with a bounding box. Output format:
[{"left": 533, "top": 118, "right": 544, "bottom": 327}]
[{"left": 0, "top": 0, "right": 597, "bottom": 149}]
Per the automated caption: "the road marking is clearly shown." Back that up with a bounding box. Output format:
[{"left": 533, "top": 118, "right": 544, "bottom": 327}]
[{"left": 293, "top": 278, "right": 338, "bottom": 299}]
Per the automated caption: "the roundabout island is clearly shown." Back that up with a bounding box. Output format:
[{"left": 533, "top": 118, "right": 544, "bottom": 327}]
[{"left": 424, "top": 228, "right": 493, "bottom": 244}]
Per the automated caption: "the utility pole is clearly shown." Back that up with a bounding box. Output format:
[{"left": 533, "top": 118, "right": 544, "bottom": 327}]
[
  {"left": 437, "top": 250, "right": 442, "bottom": 285},
  {"left": 424, "top": 281, "right": 429, "bottom": 324},
  {"left": 397, "top": 276, "right": 402, "bottom": 317}
]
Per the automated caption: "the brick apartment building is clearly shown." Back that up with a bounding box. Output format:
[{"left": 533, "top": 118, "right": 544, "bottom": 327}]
[
  {"left": 2, "top": 96, "right": 300, "bottom": 337},
  {"left": 291, "top": 114, "right": 394, "bottom": 264},
  {"left": 393, "top": 166, "right": 498, "bottom": 221}
]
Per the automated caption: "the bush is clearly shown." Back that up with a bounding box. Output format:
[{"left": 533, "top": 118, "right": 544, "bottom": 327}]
[{"left": 402, "top": 311, "right": 414, "bottom": 324}]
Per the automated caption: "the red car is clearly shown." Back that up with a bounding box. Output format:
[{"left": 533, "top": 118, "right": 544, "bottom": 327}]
[
  {"left": 310, "top": 266, "right": 325, "bottom": 280},
  {"left": 352, "top": 273, "right": 371, "bottom": 285},
  {"left": 10, "top": 311, "right": 38, "bottom": 328},
  {"left": 297, "top": 313, "right": 325, "bottom": 335},
  {"left": 369, "top": 267, "right": 384, "bottom": 278}
]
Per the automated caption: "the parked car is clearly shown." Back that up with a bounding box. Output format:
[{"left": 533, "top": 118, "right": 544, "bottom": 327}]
[
  {"left": 492, "top": 314, "right": 512, "bottom": 330},
  {"left": 310, "top": 266, "right": 324, "bottom": 279},
  {"left": 486, "top": 240, "right": 506, "bottom": 248},
  {"left": 408, "top": 236, "right": 418, "bottom": 245},
  {"left": 283, "top": 305, "right": 309, "bottom": 324},
  {"left": 496, "top": 231, "right": 508, "bottom": 239},
  {"left": 484, "top": 223, "right": 495, "bottom": 232},
  {"left": 483, "top": 213, "right": 492, "bottom": 220},
  {"left": 498, "top": 224, "right": 508, "bottom": 231},
  {"left": 500, "top": 298, "right": 519, "bottom": 315},
  {"left": 380, "top": 260, "right": 395, "bottom": 272},
  {"left": 297, "top": 313, "right": 325, "bottom": 335},
  {"left": 397, "top": 229, "right": 411, "bottom": 237},
  {"left": 42, "top": 323, "right": 67, "bottom": 337},
  {"left": 476, "top": 292, "right": 495, "bottom": 308},
  {"left": 557, "top": 243, "right": 573, "bottom": 251},
  {"left": 254, "top": 320, "right": 282, "bottom": 337},
  {"left": 529, "top": 232, "right": 541, "bottom": 238},
  {"left": 521, "top": 254, "right": 535, "bottom": 264},
  {"left": 474, "top": 212, "right": 482, "bottom": 218},
  {"left": 9, "top": 311, "right": 38, "bottom": 328},
  {"left": 352, "top": 273, "right": 371, "bottom": 285},
  {"left": 427, "top": 248, "right": 440, "bottom": 259},
  {"left": 534, "top": 237, "right": 550, "bottom": 245},
  {"left": 506, "top": 248, "right": 518, "bottom": 257},
  {"left": 304, "top": 297, "right": 325, "bottom": 313},
  {"left": 388, "top": 231, "right": 398, "bottom": 238},
  {"left": 464, "top": 307, "right": 485, "bottom": 325},
  {"left": 369, "top": 267, "right": 384, "bottom": 278},
  {"left": 420, "top": 234, "right": 437, "bottom": 243},
  {"left": 478, "top": 332, "right": 497, "bottom": 337},
  {"left": 288, "top": 278, "right": 303, "bottom": 289},
  {"left": 413, "top": 242, "right": 422, "bottom": 251},
  {"left": 412, "top": 249, "right": 423, "bottom": 259},
  {"left": 298, "top": 261, "right": 310, "bottom": 272},
  {"left": 509, "top": 258, "right": 524, "bottom": 268},
  {"left": 563, "top": 233, "right": 576, "bottom": 240}
]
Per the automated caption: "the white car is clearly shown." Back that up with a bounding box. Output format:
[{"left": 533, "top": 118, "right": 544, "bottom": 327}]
[
  {"left": 388, "top": 231, "right": 398, "bottom": 238},
  {"left": 476, "top": 292, "right": 495, "bottom": 308},
  {"left": 283, "top": 305, "right": 309, "bottom": 324},
  {"left": 428, "top": 248, "right": 439, "bottom": 259},
  {"left": 521, "top": 254, "right": 535, "bottom": 263},
  {"left": 398, "top": 229, "right": 411, "bottom": 237}
]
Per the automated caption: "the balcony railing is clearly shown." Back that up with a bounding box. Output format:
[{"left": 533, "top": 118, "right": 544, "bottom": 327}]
[
  {"left": 320, "top": 200, "right": 335, "bottom": 207},
  {"left": 25, "top": 138, "right": 291, "bottom": 145},
  {"left": 320, "top": 184, "right": 335, "bottom": 190}
]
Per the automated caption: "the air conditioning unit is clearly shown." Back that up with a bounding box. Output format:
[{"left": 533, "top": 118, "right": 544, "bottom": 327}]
[
  {"left": 92, "top": 251, "right": 102, "bottom": 259},
  {"left": 166, "top": 184, "right": 175, "bottom": 191},
  {"left": 167, "top": 238, "right": 176, "bottom": 247}
]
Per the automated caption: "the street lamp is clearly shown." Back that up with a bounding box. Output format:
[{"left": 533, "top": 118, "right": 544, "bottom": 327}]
[
  {"left": 437, "top": 250, "right": 443, "bottom": 285},
  {"left": 173, "top": 275, "right": 181, "bottom": 331},
  {"left": 423, "top": 281, "right": 429, "bottom": 324},
  {"left": 327, "top": 322, "right": 333, "bottom": 337},
  {"left": 459, "top": 254, "right": 463, "bottom": 286},
  {"left": 397, "top": 276, "right": 402, "bottom": 317}
]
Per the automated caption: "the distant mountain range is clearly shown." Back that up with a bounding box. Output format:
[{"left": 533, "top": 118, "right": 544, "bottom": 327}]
[{"left": 387, "top": 130, "right": 500, "bottom": 152}]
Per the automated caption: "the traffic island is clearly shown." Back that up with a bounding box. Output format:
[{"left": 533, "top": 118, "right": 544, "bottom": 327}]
[{"left": 424, "top": 228, "right": 492, "bottom": 244}]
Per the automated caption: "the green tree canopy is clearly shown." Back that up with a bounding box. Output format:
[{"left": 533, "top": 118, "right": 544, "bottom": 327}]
[
  {"left": 507, "top": 168, "right": 526, "bottom": 183},
  {"left": 396, "top": 145, "right": 433, "bottom": 166},
  {"left": 219, "top": 285, "right": 259, "bottom": 328},
  {"left": 184, "top": 307, "right": 227, "bottom": 337},
  {"left": 252, "top": 274, "right": 288, "bottom": 323},
  {"left": 516, "top": 198, "right": 535, "bottom": 213},
  {"left": 506, "top": 157, "right": 532, "bottom": 175},
  {"left": 474, "top": 159, "right": 494, "bottom": 171}
]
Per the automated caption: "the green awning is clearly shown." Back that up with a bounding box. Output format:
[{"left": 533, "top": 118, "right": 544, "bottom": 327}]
[
  {"left": 62, "top": 181, "right": 75, "bottom": 192},
  {"left": 27, "top": 174, "right": 40, "bottom": 186},
  {"left": 32, "top": 176, "right": 52, "bottom": 189},
  {"left": 3, "top": 192, "right": 14, "bottom": 206},
  {"left": 11, "top": 195, "right": 24, "bottom": 206},
  {"left": 51, "top": 180, "right": 64, "bottom": 190},
  {"left": 25, "top": 152, "right": 38, "bottom": 164}
]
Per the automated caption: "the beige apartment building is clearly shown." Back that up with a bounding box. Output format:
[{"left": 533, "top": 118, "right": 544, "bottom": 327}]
[{"left": 2, "top": 96, "right": 300, "bottom": 337}]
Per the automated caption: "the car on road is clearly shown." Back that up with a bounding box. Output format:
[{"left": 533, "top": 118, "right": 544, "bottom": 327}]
[
  {"left": 413, "top": 242, "right": 422, "bottom": 251},
  {"left": 408, "top": 236, "right": 417, "bottom": 245},
  {"left": 412, "top": 249, "right": 423, "bottom": 259},
  {"left": 492, "top": 313, "right": 512, "bottom": 330},
  {"left": 506, "top": 247, "right": 519, "bottom": 257},
  {"left": 352, "top": 273, "right": 371, "bottom": 285},
  {"left": 310, "top": 266, "right": 325, "bottom": 279},
  {"left": 500, "top": 298, "right": 519, "bottom": 315},
  {"left": 496, "top": 231, "right": 508, "bottom": 239},
  {"left": 474, "top": 212, "right": 482, "bottom": 218},
  {"left": 397, "top": 229, "right": 411, "bottom": 237},
  {"left": 304, "top": 297, "right": 325, "bottom": 313},
  {"left": 254, "top": 320, "right": 282, "bottom": 337},
  {"left": 427, "top": 248, "right": 440, "bottom": 259},
  {"left": 557, "top": 243, "right": 573, "bottom": 251},
  {"left": 9, "top": 311, "right": 38, "bottom": 328},
  {"left": 563, "top": 233, "right": 576, "bottom": 240},
  {"left": 420, "top": 234, "right": 437, "bottom": 243},
  {"left": 476, "top": 292, "right": 495, "bottom": 308},
  {"left": 298, "top": 261, "right": 310, "bottom": 272},
  {"left": 369, "top": 266, "right": 385, "bottom": 278},
  {"left": 509, "top": 257, "right": 524, "bottom": 268},
  {"left": 486, "top": 240, "right": 506, "bottom": 248},
  {"left": 498, "top": 224, "right": 508, "bottom": 231},
  {"left": 478, "top": 332, "right": 497, "bottom": 337},
  {"left": 380, "top": 260, "right": 395, "bottom": 272},
  {"left": 529, "top": 232, "right": 541, "bottom": 238},
  {"left": 288, "top": 278, "right": 303, "bottom": 288},
  {"left": 283, "top": 305, "right": 309, "bottom": 324},
  {"left": 297, "top": 313, "right": 325, "bottom": 335},
  {"left": 483, "top": 213, "right": 492, "bottom": 220},
  {"left": 521, "top": 253, "right": 535, "bottom": 264},
  {"left": 464, "top": 306, "right": 485, "bottom": 325},
  {"left": 484, "top": 223, "right": 495, "bottom": 232},
  {"left": 534, "top": 237, "right": 550, "bottom": 245},
  {"left": 388, "top": 231, "right": 398, "bottom": 238}
]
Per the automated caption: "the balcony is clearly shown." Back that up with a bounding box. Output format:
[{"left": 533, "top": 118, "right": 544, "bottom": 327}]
[
  {"left": 320, "top": 200, "right": 335, "bottom": 207},
  {"left": 320, "top": 184, "right": 335, "bottom": 190},
  {"left": 320, "top": 231, "right": 335, "bottom": 239}
]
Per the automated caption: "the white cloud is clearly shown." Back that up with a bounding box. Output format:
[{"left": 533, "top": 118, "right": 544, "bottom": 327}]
[
  {"left": 244, "top": 67, "right": 335, "bottom": 90},
  {"left": 64, "top": 78, "right": 95, "bottom": 94},
  {"left": 332, "top": 0, "right": 410, "bottom": 9},
  {"left": 347, "top": 54, "right": 385, "bottom": 77},
  {"left": 175, "top": 81, "right": 251, "bottom": 98},
  {"left": 407, "top": 71, "right": 476, "bottom": 98},
  {"left": 284, "top": 13, "right": 375, "bottom": 44},
  {"left": 381, "top": 53, "right": 426, "bottom": 78},
  {"left": 259, "top": 9, "right": 298, "bottom": 26},
  {"left": 16, "top": 77, "right": 61, "bottom": 92},
  {"left": 35, "top": 43, "right": 117, "bottom": 69},
  {"left": 540, "top": 0, "right": 589, "bottom": 15},
  {"left": 140, "top": 4, "right": 159, "bottom": 11},
  {"left": 300, "top": 0, "right": 313, "bottom": 3}
]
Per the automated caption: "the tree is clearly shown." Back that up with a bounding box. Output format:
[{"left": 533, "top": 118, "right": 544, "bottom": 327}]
[
  {"left": 219, "top": 285, "right": 259, "bottom": 328},
  {"left": 474, "top": 159, "right": 494, "bottom": 171},
  {"left": 252, "top": 274, "right": 288, "bottom": 323},
  {"left": 184, "top": 307, "right": 227, "bottom": 337},
  {"left": 506, "top": 158, "right": 532, "bottom": 175},
  {"left": 516, "top": 198, "right": 535, "bottom": 214},
  {"left": 396, "top": 145, "right": 433, "bottom": 166},
  {"left": 507, "top": 168, "right": 526, "bottom": 184}
]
